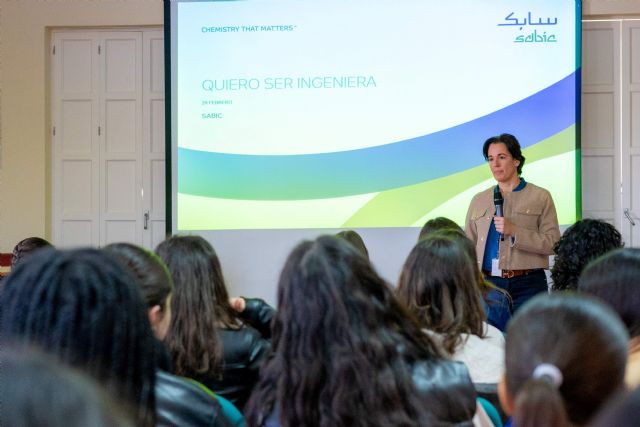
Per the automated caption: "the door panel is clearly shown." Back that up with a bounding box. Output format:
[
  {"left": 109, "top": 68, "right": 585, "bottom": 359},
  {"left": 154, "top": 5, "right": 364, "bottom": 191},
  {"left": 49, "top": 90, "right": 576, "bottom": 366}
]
[
  {"left": 61, "top": 100, "right": 93, "bottom": 153},
  {"left": 52, "top": 32, "right": 100, "bottom": 247},
  {"left": 105, "top": 100, "right": 138, "bottom": 153},
  {"left": 61, "top": 39, "right": 93, "bottom": 93},
  {"left": 581, "top": 21, "right": 621, "bottom": 229},
  {"left": 625, "top": 21, "right": 640, "bottom": 245},
  {"left": 143, "top": 30, "right": 166, "bottom": 249},
  {"left": 53, "top": 29, "right": 163, "bottom": 249},
  {"left": 99, "top": 32, "right": 143, "bottom": 247}
]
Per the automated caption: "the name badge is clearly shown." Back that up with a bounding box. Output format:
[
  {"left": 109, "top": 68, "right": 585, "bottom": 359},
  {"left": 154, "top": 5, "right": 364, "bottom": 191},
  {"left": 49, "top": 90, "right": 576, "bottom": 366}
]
[{"left": 491, "top": 258, "right": 501, "bottom": 277}]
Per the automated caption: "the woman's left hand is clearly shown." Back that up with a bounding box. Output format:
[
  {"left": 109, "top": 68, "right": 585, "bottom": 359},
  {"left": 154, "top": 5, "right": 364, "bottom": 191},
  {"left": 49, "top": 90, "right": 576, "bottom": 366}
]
[{"left": 493, "top": 216, "right": 516, "bottom": 236}]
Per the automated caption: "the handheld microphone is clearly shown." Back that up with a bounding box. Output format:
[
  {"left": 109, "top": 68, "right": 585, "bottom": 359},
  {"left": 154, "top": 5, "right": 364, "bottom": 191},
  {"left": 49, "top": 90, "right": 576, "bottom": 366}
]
[{"left": 494, "top": 187, "right": 504, "bottom": 241}]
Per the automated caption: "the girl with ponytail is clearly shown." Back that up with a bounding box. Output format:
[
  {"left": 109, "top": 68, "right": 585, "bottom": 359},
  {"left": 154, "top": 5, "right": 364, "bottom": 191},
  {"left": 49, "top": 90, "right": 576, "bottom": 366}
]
[{"left": 498, "top": 294, "right": 628, "bottom": 427}]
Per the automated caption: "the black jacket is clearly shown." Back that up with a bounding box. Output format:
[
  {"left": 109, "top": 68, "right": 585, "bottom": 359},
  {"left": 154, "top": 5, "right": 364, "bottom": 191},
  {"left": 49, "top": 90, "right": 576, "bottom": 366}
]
[
  {"left": 195, "top": 298, "right": 274, "bottom": 411},
  {"left": 156, "top": 370, "right": 233, "bottom": 427},
  {"left": 410, "top": 359, "right": 477, "bottom": 425},
  {"left": 261, "top": 359, "right": 477, "bottom": 427}
]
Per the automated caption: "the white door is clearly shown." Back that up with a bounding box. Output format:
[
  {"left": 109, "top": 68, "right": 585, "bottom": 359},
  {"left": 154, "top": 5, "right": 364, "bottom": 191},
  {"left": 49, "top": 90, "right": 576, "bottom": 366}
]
[
  {"left": 52, "top": 28, "right": 165, "bottom": 249},
  {"left": 622, "top": 21, "right": 640, "bottom": 246}
]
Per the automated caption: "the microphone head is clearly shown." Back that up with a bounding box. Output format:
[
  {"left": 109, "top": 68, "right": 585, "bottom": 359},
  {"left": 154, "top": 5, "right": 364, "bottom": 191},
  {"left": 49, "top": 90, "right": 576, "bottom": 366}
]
[{"left": 494, "top": 189, "right": 503, "bottom": 206}]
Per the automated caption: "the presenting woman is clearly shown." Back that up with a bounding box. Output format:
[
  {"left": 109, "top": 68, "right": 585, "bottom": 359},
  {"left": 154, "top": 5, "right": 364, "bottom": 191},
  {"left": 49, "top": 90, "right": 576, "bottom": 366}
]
[{"left": 465, "top": 133, "right": 560, "bottom": 316}]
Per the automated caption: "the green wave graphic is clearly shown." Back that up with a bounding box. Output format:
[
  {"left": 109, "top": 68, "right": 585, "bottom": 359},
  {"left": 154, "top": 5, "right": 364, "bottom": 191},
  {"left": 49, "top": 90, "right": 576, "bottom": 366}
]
[{"left": 342, "top": 125, "right": 576, "bottom": 227}]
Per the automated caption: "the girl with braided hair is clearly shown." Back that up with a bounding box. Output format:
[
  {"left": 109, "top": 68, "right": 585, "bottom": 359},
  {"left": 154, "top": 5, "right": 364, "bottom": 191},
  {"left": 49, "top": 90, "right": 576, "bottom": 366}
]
[{"left": 0, "top": 248, "right": 157, "bottom": 426}]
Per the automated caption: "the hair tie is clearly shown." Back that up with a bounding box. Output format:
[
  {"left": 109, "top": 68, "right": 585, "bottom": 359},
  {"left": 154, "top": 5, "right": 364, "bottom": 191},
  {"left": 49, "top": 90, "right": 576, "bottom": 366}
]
[{"left": 532, "top": 363, "right": 563, "bottom": 388}]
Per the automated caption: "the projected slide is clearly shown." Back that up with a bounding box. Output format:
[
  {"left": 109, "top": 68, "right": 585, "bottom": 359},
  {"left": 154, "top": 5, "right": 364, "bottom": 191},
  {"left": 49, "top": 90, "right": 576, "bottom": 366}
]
[{"left": 170, "top": 0, "right": 579, "bottom": 230}]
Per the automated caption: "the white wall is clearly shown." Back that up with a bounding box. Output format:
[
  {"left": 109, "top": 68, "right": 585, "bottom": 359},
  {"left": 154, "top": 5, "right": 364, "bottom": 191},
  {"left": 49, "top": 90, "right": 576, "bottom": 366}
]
[
  {"left": 0, "top": 0, "right": 163, "bottom": 252},
  {"left": 584, "top": 0, "right": 640, "bottom": 15}
]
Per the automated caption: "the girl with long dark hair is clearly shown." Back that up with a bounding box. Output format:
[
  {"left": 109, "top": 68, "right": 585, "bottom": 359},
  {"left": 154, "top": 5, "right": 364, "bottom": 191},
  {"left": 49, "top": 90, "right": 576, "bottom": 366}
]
[
  {"left": 246, "top": 235, "right": 477, "bottom": 427},
  {"left": 156, "top": 235, "right": 273, "bottom": 411},
  {"left": 397, "top": 234, "right": 504, "bottom": 384}
]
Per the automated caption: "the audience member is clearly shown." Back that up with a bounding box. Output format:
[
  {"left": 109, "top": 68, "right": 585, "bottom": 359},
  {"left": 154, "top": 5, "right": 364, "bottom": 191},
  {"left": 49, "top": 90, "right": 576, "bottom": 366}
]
[
  {"left": 0, "top": 347, "right": 134, "bottom": 427},
  {"left": 1, "top": 248, "right": 156, "bottom": 426},
  {"left": 156, "top": 235, "right": 273, "bottom": 411},
  {"left": 590, "top": 387, "right": 640, "bottom": 427},
  {"left": 551, "top": 218, "right": 622, "bottom": 292},
  {"left": 335, "top": 229, "right": 369, "bottom": 259},
  {"left": 246, "top": 235, "right": 477, "bottom": 427},
  {"left": 104, "top": 242, "right": 174, "bottom": 369},
  {"left": 396, "top": 234, "right": 504, "bottom": 384},
  {"left": 578, "top": 248, "right": 640, "bottom": 388},
  {"left": 418, "top": 216, "right": 463, "bottom": 241},
  {"left": 419, "top": 223, "right": 512, "bottom": 331},
  {"left": 10, "top": 236, "right": 52, "bottom": 269},
  {"left": 500, "top": 294, "right": 628, "bottom": 427}
]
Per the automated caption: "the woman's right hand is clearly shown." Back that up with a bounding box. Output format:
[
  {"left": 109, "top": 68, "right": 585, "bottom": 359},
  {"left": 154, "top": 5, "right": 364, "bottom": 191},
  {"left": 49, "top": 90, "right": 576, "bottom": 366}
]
[{"left": 229, "top": 297, "right": 246, "bottom": 312}]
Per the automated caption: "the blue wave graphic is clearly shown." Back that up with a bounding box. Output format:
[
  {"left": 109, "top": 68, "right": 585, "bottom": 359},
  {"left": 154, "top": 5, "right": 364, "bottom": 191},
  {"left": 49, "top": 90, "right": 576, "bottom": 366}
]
[{"left": 179, "top": 72, "right": 577, "bottom": 200}]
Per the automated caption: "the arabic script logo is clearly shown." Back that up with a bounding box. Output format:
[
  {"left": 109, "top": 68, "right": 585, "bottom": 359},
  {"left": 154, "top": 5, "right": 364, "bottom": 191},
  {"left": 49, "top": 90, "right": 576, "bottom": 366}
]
[{"left": 498, "top": 12, "right": 558, "bottom": 44}]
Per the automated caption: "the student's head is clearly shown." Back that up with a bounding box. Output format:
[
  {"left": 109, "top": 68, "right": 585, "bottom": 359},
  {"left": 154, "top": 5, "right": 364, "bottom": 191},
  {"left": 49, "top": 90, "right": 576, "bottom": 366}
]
[
  {"left": 104, "top": 242, "right": 174, "bottom": 340},
  {"left": 155, "top": 235, "right": 235, "bottom": 377},
  {"left": 0, "top": 347, "right": 134, "bottom": 427},
  {"left": 426, "top": 228, "right": 501, "bottom": 299},
  {"left": 11, "top": 236, "right": 52, "bottom": 269},
  {"left": 551, "top": 219, "right": 623, "bottom": 292},
  {"left": 590, "top": 387, "right": 640, "bottom": 427},
  {"left": 578, "top": 248, "right": 640, "bottom": 338},
  {"left": 0, "top": 248, "right": 156, "bottom": 426},
  {"left": 246, "top": 235, "right": 444, "bottom": 427},
  {"left": 396, "top": 234, "right": 485, "bottom": 354},
  {"left": 500, "top": 294, "right": 628, "bottom": 427},
  {"left": 418, "top": 216, "right": 463, "bottom": 241},
  {"left": 335, "top": 229, "right": 369, "bottom": 259},
  {"left": 483, "top": 133, "right": 525, "bottom": 175}
]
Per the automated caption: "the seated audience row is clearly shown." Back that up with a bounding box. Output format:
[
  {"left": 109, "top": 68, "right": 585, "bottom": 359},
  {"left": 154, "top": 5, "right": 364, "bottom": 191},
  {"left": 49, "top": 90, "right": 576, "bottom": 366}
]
[{"left": 0, "top": 216, "right": 633, "bottom": 427}]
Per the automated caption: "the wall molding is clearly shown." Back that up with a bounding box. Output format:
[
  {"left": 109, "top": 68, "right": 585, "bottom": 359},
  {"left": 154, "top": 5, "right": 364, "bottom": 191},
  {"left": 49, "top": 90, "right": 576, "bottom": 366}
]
[{"left": 584, "top": 0, "right": 640, "bottom": 16}]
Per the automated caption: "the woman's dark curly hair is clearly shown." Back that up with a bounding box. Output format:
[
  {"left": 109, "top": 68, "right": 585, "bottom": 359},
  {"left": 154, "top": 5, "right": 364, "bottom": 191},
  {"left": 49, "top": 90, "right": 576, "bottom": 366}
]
[
  {"left": 551, "top": 219, "right": 623, "bottom": 292},
  {"left": 245, "top": 235, "right": 445, "bottom": 427},
  {"left": 0, "top": 248, "right": 156, "bottom": 426}
]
